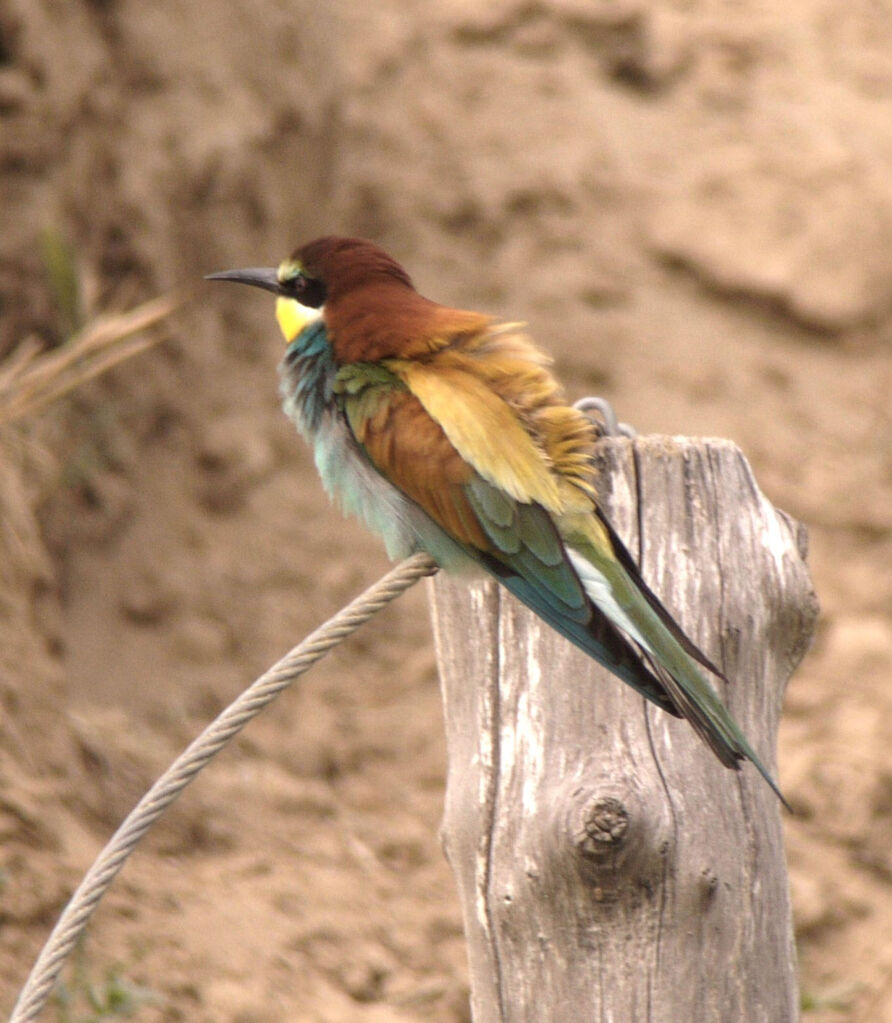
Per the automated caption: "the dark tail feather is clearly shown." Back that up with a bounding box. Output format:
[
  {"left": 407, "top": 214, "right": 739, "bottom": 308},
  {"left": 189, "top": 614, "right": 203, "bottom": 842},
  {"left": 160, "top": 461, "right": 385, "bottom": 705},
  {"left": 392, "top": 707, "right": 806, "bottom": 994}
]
[
  {"left": 478, "top": 554, "right": 680, "bottom": 716},
  {"left": 597, "top": 509, "right": 728, "bottom": 681}
]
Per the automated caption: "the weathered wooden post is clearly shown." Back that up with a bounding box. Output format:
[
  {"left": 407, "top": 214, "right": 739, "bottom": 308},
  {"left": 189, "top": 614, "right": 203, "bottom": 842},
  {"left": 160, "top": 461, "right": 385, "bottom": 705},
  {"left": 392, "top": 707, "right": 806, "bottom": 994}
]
[{"left": 428, "top": 436, "right": 818, "bottom": 1023}]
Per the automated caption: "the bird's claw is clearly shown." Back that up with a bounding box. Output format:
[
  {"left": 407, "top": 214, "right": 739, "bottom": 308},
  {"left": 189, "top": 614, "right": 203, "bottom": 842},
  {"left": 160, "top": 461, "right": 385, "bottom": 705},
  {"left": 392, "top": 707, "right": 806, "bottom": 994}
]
[{"left": 574, "top": 396, "right": 637, "bottom": 439}]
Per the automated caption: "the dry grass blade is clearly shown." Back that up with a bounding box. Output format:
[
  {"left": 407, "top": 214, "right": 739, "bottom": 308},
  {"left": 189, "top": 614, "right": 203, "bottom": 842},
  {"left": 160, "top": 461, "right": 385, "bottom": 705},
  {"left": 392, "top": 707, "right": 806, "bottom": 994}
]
[{"left": 0, "top": 291, "right": 185, "bottom": 427}]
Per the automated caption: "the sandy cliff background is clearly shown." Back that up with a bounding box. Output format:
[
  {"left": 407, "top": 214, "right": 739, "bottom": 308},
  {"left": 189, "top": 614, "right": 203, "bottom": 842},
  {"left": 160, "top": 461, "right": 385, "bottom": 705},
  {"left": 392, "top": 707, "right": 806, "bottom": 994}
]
[{"left": 1, "top": 1, "right": 891, "bottom": 1019}]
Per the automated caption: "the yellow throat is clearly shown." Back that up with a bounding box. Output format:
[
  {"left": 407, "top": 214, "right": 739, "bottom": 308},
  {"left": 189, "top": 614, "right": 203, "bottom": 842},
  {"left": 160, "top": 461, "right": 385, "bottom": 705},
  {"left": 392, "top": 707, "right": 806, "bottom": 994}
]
[{"left": 275, "top": 296, "right": 322, "bottom": 344}]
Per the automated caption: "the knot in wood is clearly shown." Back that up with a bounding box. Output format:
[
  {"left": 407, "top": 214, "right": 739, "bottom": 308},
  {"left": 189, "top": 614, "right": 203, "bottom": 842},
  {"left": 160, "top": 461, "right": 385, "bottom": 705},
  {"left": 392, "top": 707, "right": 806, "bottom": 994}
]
[{"left": 578, "top": 797, "right": 629, "bottom": 859}]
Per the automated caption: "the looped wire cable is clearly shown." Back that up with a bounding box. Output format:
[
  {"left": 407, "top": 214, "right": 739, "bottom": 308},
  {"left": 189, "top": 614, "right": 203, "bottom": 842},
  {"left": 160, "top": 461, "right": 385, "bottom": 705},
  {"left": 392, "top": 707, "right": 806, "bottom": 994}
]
[{"left": 10, "top": 552, "right": 439, "bottom": 1023}]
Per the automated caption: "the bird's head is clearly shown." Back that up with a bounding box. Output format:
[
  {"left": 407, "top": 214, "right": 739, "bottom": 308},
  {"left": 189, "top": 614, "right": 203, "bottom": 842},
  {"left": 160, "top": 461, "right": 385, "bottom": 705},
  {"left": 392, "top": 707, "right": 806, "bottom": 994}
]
[{"left": 207, "top": 236, "right": 416, "bottom": 345}]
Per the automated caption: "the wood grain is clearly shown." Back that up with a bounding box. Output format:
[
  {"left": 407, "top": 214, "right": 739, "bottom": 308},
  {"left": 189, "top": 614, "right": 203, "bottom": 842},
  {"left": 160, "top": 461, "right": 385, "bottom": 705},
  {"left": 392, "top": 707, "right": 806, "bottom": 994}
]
[{"left": 428, "top": 435, "right": 818, "bottom": 1023}]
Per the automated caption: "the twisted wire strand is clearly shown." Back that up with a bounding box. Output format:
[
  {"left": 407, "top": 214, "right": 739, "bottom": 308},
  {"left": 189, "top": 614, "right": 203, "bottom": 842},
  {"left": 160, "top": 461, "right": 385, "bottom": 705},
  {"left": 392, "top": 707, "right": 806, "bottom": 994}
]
[{"left": 9, "top": 553, "right": 439, "bottom": 1023}]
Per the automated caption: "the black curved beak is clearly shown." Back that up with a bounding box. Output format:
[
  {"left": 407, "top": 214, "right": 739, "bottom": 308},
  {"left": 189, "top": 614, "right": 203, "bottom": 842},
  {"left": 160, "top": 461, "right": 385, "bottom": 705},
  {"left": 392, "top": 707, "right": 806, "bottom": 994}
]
[{"left": 205, "top": 267, "right": 282, "bottom": 295}]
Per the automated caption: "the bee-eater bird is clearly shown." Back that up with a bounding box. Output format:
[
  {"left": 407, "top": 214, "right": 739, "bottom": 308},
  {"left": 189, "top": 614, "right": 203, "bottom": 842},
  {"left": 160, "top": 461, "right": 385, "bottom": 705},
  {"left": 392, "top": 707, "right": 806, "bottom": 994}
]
[{"left": 208, "top": 236, "right": 785, "bottom": 804}]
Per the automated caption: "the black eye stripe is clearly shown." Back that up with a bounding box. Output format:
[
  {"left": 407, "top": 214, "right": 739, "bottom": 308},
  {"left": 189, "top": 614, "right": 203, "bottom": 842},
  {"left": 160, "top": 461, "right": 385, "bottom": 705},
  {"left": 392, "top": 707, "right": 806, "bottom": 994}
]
[
  {"left": 279, "top": 274, "right": 303, "bottom": 298},
  {"left": 287, "top": 275, "right": 326, "bottom": 309}
]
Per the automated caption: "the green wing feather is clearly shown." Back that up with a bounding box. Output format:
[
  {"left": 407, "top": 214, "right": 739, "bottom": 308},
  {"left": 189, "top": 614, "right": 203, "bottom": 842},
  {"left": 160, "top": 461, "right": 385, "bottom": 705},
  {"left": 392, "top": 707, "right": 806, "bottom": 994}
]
[
  {"left": 332, "top": 353, "right": 787, "bottom": 804},
  {"left": 336, "top": 363, "right": 680, "bottom": 712}
]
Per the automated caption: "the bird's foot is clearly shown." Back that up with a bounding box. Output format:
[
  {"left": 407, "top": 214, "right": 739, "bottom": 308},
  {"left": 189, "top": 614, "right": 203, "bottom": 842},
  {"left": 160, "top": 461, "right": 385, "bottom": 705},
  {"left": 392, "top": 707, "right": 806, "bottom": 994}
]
[{"left": 574, "top": 396, "right": 637, "bottom": 439}]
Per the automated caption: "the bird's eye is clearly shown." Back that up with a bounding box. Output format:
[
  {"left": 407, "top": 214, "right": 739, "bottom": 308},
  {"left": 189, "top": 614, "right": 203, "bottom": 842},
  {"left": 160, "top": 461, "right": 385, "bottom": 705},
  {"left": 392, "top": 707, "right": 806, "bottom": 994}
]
[
  {"left": 282, "top": 273, "right": 326, "bottom": 309},
  {"left": 279, "top": 273, "right": 303, "bottom": 298}
]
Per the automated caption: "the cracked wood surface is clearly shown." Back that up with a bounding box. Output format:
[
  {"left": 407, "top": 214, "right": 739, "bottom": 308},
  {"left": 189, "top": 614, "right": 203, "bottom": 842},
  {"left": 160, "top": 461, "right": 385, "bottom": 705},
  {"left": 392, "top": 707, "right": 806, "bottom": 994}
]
[{"left": 428, "top": 435, "right": 818, "bottom": 1023}]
